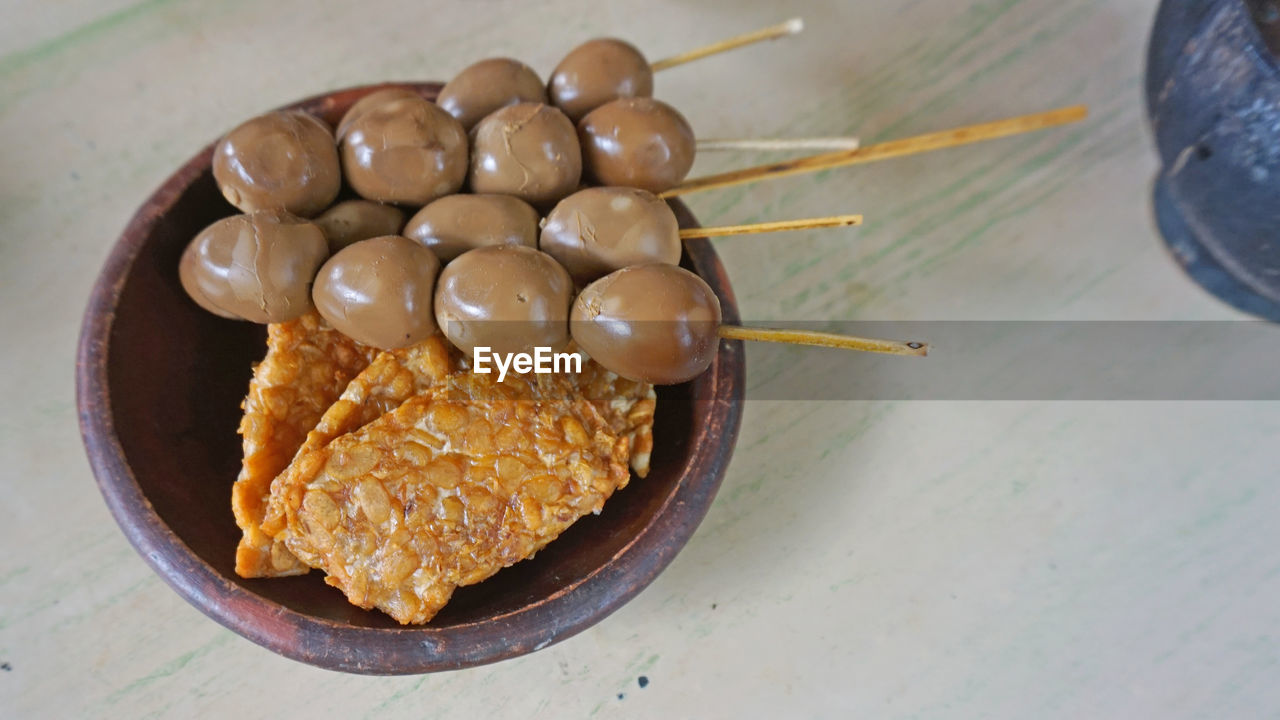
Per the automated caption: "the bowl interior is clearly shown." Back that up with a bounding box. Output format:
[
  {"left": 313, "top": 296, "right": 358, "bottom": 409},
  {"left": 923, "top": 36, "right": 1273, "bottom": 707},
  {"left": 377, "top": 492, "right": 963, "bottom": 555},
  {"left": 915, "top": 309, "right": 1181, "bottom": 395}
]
[
  {"left": 108, "top": 184, "right": 707, "bottom": 626},
  {"left": 82, "top": 82, "right": 744, "bottom": 665}
]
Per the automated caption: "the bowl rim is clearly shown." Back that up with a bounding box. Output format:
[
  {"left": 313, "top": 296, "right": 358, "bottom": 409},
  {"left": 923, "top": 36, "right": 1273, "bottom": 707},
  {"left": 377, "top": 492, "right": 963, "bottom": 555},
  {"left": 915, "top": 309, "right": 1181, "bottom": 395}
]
[{"left": 75, "top": 82, "right": 746, "bottom": 674}]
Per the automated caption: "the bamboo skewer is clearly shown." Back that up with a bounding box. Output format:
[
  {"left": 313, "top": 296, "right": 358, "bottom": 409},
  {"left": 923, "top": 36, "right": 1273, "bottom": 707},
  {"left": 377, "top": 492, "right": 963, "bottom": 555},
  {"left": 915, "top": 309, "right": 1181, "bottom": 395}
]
[
  {"left": 649, "top": 18, "right": 805, "bottom": 72},
  {"left": 679, "top": 214, "right": 863, "bottom": 239},
  {"left": 697, "top": 137, "right": 861, "bottom": 152},
  {"left": 661, "top": 105, "right": 1089, "bottom": 198},
  {"left": 717, "top": 325, "right": 929, "bottom": 357}
]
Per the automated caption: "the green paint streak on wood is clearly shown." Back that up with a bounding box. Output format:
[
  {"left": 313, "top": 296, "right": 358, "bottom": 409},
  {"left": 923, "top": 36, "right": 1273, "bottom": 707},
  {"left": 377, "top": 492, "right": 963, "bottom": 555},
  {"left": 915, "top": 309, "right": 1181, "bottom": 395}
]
[
  {"left": 829, "top": 570, "right": 879, "bottom": 594},
  {"left": 843, "top": 149, "right": 1023, "bottom": 269},
  {"left": 105, "top": 633, "right": 233, "bottom": 705},
  {"left": 917, "top": 0, "right": 1027, "bottom": 70},
  {"left": 722, "top": 461, "right": 797, "bottom": 507},
  {"left": 757, "top": 142, "right": 1019, "bottom": 308},
  {"left": 769, "top": 101, "right": 1103, "bottom": 314},
  {"left": 0, "top": 532, "right": 143, "bottom": 625},
  {"left": 0, "top": 564, "right": 30, "bottom": 585},
  {"left": 636, "top": 653, "right": 660, "bottom": 673},
  {"left": 726, "top": 404, "right": 890, "bottom": 511},
  {"left": 859, "top": 7, "right": 1087, "bottom": 149},
  {"left": 1058, "top": 263, "right": 1127, "bottom": 308},
  {"left": 702, "top": 185, "right": 753, "bottom": 223},
  {"left": 769, "top": 0, "right": 1084, "bottom": 277},
  {"left": 48, "top": 576, "right": 155, "bottom": 633},
  {"left": 737, "top": 423, "right": 777, "bottom": 451},
  {"left": 742, "top": 347, "right": 814, "bottom": 395},
  {"left": 807, "top": 106, "right": 1109, "bottom": 316},
  {"left": 0, "top": 596, "right": 54, "bottom": 630},
  {"left": 705, "top": 0, "right": 1045, "bottom": 258},
  {"left": 903, "top": 106, "right": 1124, "bottom": 283},
  {"left": 842, "top": 0, "right": 1025, "bottom": 129},
  {"left": 705, "top": 0, "right": 1093, "bottom": 313},
  {"left": 779, "top": 255, "right": 826, "bottom": 283},
  {"left": 869, "top": 1, "right": 1029, "bottom": 128},
  {"left": 818, "top": 404, "right": 895, "bottom": 463},
  {"left": 366, "top": 677, "right": 429, "bottom": 717},
  {"left": 782, "top": 284, "right": 814, "bottom": 312},
  {"left": 1186, "top": 487, "right": 1260, "bottom": 534},
  {"left": 909, "top": 132, "right": 1093, "bottom": 275},
  {"left": 0, "top": 0, "right": 178, "bottom": 77},
  {"left": 925, "top": 405, "right": 1043, "bottom": 491},
  {"left": 963, "top": 3, "right": 1092, "bottom": 89}
]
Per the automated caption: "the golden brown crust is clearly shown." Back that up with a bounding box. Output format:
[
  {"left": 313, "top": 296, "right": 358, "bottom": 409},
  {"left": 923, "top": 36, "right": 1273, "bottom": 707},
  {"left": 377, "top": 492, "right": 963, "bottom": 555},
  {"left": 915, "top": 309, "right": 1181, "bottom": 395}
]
[
  {"left": 576, "top": 361, "right": 656, "bottom": 477},
  {"left": 259, "top": 337, "right": 454, "bottom": 538},
  {"left": 231, "top": 312, "right": 377, "bottom": 578},
  {"left": 276, "top": 370, "right": 630, "bottom": 624},
  {"left": 260, "top": 346, "right": 652, "bottom": 545},
  {"left": 237, "top": 328, "right": 657, "bottom": 622}
]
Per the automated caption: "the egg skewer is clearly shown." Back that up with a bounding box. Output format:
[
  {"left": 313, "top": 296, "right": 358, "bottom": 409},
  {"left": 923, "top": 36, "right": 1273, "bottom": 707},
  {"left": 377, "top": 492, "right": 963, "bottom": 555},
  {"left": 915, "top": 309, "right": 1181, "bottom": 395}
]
[
  {"left": 422, "top": 250, "right": 925, "bottom": 387},
  {"left": 571, "top": 263, "right": 926, "bottom": 386},
  {"left": 437, "top": 19, "right": 802, "bottom": 131},
  {"left": 540, "top": 185, "right": 863, "bottom": 286},
  {"left": 550, "top": 18, "right": 804, "bottom": 122},
  {"left": 434, "top": 55, "right": 866, "bottom": 200}
]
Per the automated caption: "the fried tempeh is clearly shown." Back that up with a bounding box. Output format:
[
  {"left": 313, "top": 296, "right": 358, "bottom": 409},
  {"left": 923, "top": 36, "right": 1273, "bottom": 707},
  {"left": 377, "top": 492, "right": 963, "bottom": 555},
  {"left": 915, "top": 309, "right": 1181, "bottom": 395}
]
[
  {"left": 275, "top": 370, "right": 630, "bottom": 624},
  {"left": 261, "top": 344, "right": 654, "bottom": 546},
  {"left": 231, "top": 311, "right": 378, "bottom": 578},
  {"left": 259, "top": 337, "right": 455, "bottom": 539},
  {"left": 576, "top": 362, "right": 656, "bottom": 477}
]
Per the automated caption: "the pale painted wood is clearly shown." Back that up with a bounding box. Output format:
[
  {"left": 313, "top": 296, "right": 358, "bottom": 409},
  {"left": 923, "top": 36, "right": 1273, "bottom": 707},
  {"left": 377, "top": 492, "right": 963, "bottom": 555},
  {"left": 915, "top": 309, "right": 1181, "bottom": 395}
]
[{"left": 4, "top": 0, "right": 1279, "bottom": 717}]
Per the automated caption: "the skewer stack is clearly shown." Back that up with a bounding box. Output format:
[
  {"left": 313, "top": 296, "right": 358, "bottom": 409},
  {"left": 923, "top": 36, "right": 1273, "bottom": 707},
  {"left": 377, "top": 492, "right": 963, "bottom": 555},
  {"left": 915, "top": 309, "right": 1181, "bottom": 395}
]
[
  {"left": 174, "top": 18, "right": 1088, "bottom": 622},
  {"left": 186, "top": 17, "right": 1087, "bottom": 376}
]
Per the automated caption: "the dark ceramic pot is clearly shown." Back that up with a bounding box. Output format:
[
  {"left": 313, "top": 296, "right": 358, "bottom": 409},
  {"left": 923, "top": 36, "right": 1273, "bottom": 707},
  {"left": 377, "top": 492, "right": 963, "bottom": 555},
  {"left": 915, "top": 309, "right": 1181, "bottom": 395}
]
[{"left": 1148, "top": 0, "right": 1280, "bottom": 319}]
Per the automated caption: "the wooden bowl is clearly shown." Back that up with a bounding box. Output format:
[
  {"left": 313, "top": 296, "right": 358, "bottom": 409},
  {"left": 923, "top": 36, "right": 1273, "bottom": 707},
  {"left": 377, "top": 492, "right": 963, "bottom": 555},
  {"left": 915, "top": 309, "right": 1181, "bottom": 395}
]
[{"left": 75, "top": 83, "right": 745, "bottom": 674}]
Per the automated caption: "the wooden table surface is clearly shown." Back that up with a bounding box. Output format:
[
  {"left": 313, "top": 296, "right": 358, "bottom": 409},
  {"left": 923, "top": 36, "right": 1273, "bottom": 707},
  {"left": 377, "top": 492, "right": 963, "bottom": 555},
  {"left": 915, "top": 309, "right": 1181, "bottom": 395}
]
[{"left": 5, "top": 0, "right": 1280, "bottom": 717}]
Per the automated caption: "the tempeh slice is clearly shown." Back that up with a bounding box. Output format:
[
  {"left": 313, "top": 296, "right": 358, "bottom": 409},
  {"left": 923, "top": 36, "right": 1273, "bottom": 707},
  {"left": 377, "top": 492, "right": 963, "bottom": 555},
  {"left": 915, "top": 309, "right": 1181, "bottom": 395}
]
[
  {"left": 262, "top": 344, "right": 652, "bottom": 542},
  {"left": 576, "top": 362, "right": 656, "bottom": 477},
  {"left": 231, "top": 311, "right": 377, "bottom": 578},
  {"left": 277, "top": 370, "right": 630, "bottom": 624},
  {"left": 259, "top": 336, "right": 454, "bottom": 538}
]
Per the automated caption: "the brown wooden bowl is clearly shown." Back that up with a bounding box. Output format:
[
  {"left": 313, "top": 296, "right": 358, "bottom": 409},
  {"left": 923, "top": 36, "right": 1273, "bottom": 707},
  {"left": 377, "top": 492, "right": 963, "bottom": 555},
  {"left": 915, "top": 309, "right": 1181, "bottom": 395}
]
[{"left": 75, "top": 83, "right": 745, "bottom": 675}]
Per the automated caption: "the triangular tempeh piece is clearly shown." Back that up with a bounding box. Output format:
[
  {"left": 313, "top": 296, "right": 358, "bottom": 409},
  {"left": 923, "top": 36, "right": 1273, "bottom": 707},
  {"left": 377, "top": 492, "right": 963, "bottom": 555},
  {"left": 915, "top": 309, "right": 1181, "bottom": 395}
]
[
  {"left": 231, "top": 312, "right": 378, "bottom": 579},
  {"left": 275, "top": 369, "right": 631, "bottom": 624},
  {"left": 260, "top": 343, "right": 655, "bottom": 541},
  {"left": 259, "top": 337, "right": 455, "bottom": 539}
]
